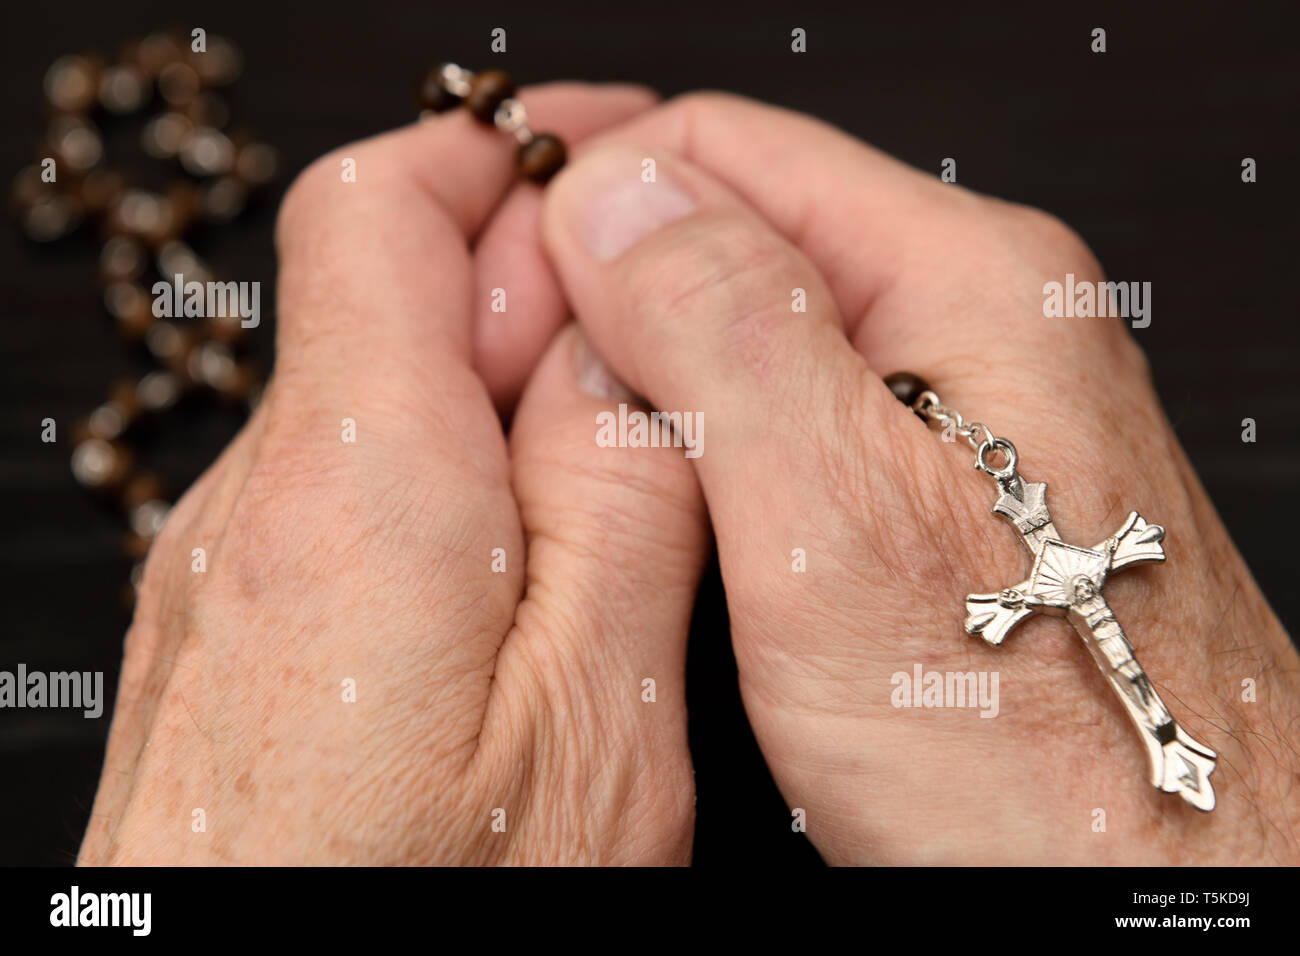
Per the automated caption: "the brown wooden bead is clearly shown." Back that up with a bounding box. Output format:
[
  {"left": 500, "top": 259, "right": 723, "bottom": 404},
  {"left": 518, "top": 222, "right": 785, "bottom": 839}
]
[
  {"left": 44, "top": 55, "right": 101, "bottom": 113},
  {"left": 465, "top": 70, "right": 515, "bottom": 122},
  {"left": 415, "top": 66, "right": 461, "bottom": 113},
  {"left": 123, "top": 530, "right": 152, "bottom": 561},
  {"left": 81, "top": 170, "right": 127, "bottom": 216},
  {"left": 98, "top": 64, "right": 148, "bottom": 114},
  {"left": 99, "top": 237, "right": 146, "bottom": 283},
  {"left": 883, "top": 371, "right": 932, "bottom": 411},
  {"left": 47, "top": 115, "right": 103, "bottom": 173},
  {"left": 134, "top": 32, "right": 184, "bottom": 77},
  {"left": 71, "top": 438, "right": 131, "bottom": 490},
  {"left": 104, "top": 281, "right": 154, "bottom": 337},
  {"left": 233, "top": 141, "right": 278, "bottom": 185},
  {"left": 517, "top": 134, "right": 566, "bottom": 184},
  {"left": 11, "top": 165, "right": 45, "bottom": 210},
  {"left": 158, "top": 61, "right": 201, "bottom": 106},
  {"left": 167, "top": 180, "right": 200, "bottom": 233},
  {"left": 22, "top": 195, "right": 84, "bottom": 242},
  {"left": 84, "top": 380, "right": 143, "bottom": 439},
  {"left": 198, "top": 175, "right": 248, "bottom": 223},
  {"left": 212, "top": 361, "right": 260, "bottom": 402},
  {"left": 122, "top": 472, "right": 166, "bottom": 513},
  {"left": 191, "top": 35, "right": 241, "bottom": 86}
]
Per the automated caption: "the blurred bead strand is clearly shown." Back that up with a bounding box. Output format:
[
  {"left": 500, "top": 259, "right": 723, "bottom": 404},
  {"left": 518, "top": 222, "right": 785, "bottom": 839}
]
[{"left": 11, "top": 31, "right": 276, "bottom": 603}]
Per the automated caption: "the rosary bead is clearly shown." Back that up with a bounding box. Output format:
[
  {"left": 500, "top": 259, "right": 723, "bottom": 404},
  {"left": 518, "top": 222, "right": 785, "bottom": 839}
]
[
  {"left": 188, "top": 340, "right": 238, "bottom": 389},
  {"left": 44, "top": 55, "right": 100, "bottom": 113},
  {"left": 11, "top": 165, "right": 45, "bottom": 209},
  {"left": 517, "top": 133, "right": 566, "bottom": 184},
  {"left": 222, "top": 362, "right": 261, "bottom": 401},
  {"left": 103, "top": 281, "right": 153, "bottom": 336},
  {"left": 465, "top": 70, "right": 515, "bottom": 123},
  {"left": 156, "top": 238, "right": 206, "bottom": 282},
  {"left": 134, "top": 32, "right": 184, "bottom": 77},
  {"left": 48, "top": 115, "right": 104, "bottom": 173},
  {"left": 80, "top": 170, "right": 127, "bottom": 216},
  {"left": 197, "top": 175, "right": 248, "bottom": 223},
  {"left": 179, "top": 127, "right": 236, "bottom": 177},
  {"left": 233, "top": 141, "right": 278, "bottom": 185},
  {"left": 142, "top": 112, "right": 193, "bottom": 159},
  {"left": 158, "top": 61, "right": 201, "bottom": 107},
  {"left": 144, "top": 322, "right": 184, "bottom": 362},
  {"left": 883, "top": 371, "right": 932, "bottom": 411},
  {"left": 22, "top": 195, "right": 82, "bottom": 242},
  {"left": 85, "top": 380, "right": 143, "bottom": 440},
  {"left": 108, "top": 189, "right": 178, "bottom": 244},
  {"left": 130, "top": 498, "right": 170, "bottom": 538},
  {"left": 415, "top": 65, "right": 461, "bottom": 113},
  {"left": 122, "top": 472, "right": 166, "bottom": 514},
  {"left": 135, "top": 370, "right": 182, "bottom": 412},
  {"left": 162, "top": 333, "right": 202, "bottom": 383},
  {"left": 99, "top": 236, "right": 147, "bottom": 283},
  {"left": 185, "top": 93, "right": 232, "bottom": 130},
  {"left": 123, "top": 532, "right": 151, "bottom": 562},
  {"left": 191, "top": 36, "right": 242, "bottom": 86},
  {"left": 71, "top": 437, "right": 131, "bottom": 490},
  {"left": 98, "top": 64, "right": 148, "bottom": 114}
]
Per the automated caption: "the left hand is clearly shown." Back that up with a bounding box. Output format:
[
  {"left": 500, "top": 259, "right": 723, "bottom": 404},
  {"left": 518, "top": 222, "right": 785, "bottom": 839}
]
[{"left": 79, "top": 84, "right": 710, "bottom": 865}]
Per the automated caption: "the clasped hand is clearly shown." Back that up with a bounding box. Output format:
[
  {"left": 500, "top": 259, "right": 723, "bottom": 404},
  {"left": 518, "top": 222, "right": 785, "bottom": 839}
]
[{"left": 80, "top": 85, "right": 1300, "bottom": 866}]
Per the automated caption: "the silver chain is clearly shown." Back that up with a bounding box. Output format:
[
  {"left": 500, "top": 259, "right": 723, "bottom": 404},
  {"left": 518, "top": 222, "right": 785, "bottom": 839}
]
[{"left": 913, "top": 389, "right": 1019, "bottom": 482}]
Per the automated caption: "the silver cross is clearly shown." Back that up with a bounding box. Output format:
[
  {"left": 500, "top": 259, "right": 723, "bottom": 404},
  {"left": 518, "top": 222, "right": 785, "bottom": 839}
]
[{"left": 964, "top": 454, "right": 1217, "bottom": 811}]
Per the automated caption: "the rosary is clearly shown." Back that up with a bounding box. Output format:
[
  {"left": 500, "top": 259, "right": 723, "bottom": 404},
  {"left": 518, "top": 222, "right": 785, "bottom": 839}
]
[
  {"left": 14, "top": 33, "right": 275, "bottom": 601},
  {"left": 16, "top": 52, "right": 560, "bottom": 603},
  {"left": 884, "top": 373, "right": 1217, "bottom": 811},
  {"left": 418, "top": 69, "right": 1219, "bottom": 814},
  {"left": 21, "top": 49, "right": 1215, "bottom": 811}
]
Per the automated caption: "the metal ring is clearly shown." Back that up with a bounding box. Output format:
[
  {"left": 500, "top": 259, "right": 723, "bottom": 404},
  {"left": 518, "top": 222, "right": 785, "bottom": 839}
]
[
  {"left": 975, "top": 437, "right": 1018, "bottom": 479},
  {"left": 494, "top": 98, "right": 533, "bottom": 143},
  {"left": 965, "top": 421, "right": 995, "bottom": 452},
  {"left": 440, "top": 63, "right": 473, "bottom": 97}
]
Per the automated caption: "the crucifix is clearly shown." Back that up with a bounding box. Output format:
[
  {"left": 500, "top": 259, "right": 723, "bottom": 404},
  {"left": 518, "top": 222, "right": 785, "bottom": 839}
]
[
  {"left": 964, "top": 467, "right": 1217, "bottom": 811},
  {"left": 892, "top": 377, "right": 1219, "bottom": 813}
]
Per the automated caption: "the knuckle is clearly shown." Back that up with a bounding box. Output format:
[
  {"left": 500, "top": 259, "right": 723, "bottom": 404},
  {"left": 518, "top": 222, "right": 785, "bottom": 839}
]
[
  {"left": 669, "top": 89, "right": 755, "bottom": 123},
  {"left": 620, "top": 212, "right": 806, "bottom": 368},
  {"left": 274, "top": 140, "right": 375, "bottom": 253},
  {"left": 987, "top": 198, "right": 1101, "bottom": 272},
  {"left": 274, "top": 151, "right": 340, "bottom": 248}
]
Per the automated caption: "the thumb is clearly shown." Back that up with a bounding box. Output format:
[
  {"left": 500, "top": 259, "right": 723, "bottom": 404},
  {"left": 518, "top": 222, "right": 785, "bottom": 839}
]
[
  {"left": 477, "top": 324, "right": 708, "bottom": 863},
  {"left": 540, "top": 143, "right": 899, "bottom": 568}
]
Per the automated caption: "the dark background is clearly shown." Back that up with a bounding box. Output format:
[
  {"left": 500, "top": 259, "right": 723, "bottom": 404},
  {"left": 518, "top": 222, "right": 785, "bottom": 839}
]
[{"left": 2, "top": 1, "right": 1296, "bottom": 866}]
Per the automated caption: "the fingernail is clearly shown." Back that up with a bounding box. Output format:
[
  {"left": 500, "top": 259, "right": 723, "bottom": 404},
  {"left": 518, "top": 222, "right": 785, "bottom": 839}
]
[
  {"left": 573, "top": 327, "right": 634, "bottom": 401},
  {"left": 563, "top": 147, "right": 696, "bottom": 260}
]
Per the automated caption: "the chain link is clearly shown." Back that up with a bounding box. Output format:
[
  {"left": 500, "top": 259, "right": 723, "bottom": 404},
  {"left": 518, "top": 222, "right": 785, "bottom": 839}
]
[{"left": 914, "top": 389, "right": 1019, "bottom": 481}]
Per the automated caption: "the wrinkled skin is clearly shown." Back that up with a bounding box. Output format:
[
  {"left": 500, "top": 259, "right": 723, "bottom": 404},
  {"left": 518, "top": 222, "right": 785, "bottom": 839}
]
[
  {"left": 81, "top": 89, "right": 1300, "bottom": 866},
  {"left": 80, "top": 85, "right": 706, "bottom": 865}
]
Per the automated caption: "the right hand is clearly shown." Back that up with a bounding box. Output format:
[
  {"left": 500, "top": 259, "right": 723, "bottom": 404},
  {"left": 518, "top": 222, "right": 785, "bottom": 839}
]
[{"left": 531, "top": 92, "right": 1300, "bottom": 864}]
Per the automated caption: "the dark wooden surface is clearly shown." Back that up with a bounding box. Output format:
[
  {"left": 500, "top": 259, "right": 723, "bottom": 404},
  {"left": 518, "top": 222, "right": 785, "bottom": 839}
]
[{"left": 1, "top": 1, "right": 1296, "bottom": 865}]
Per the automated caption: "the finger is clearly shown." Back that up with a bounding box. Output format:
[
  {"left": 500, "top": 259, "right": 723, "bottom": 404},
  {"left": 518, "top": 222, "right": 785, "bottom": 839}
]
[
  {"left": 543, "top": 92, "right": 1149, "bottom": 534},
  {"left": 541, "top": 143, "right": 892, "bottom": 552},
  {"left": 547, "top": 93, "right": 1133, "bottom": 386},
  {"left": 470, "top": 85, "right": 660, "bottom": 415},
  {"left": 476, "top": 325, "right": 708, "bottom": 862},
  {"left": 271, "top": 83, "right": 657, "bottom": 441},
  {"left": 537, "top": 91, "right": 957, "bottom": 340}
]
